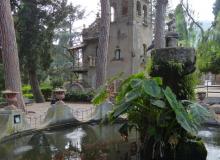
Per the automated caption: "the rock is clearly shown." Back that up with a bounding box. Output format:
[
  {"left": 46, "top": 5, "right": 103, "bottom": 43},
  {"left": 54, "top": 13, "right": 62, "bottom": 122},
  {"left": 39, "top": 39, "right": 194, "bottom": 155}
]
[
  {"left": 175, "top": 140, "right": 207, "bottom": 160},
  {"left": 43, "top": 101, "right": 79, "bottom": 126},
  {"left": 91, "top": 101, "right": 113, "bottom": 121},
  {"left": 151, "top": 47, "right": 196, "bottom": 77},
  {"left": 211, "top": 105, "right": 220, "bottom": 114},
  {"left": 0, "top": 109, "right": 30, "bottom": 139}
]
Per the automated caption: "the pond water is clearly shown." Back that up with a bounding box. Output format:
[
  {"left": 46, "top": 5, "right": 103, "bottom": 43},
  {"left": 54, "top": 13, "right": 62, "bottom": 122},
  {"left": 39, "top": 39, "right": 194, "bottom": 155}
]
[
  {"left": 0, "top": 124, "right": 139, "bottom": 160},
  {"left": 198, "top": 127, "right": 220, "bottom": 160},
  {"left": 0, "top": 124, "right": 219, "bottom": 160}
]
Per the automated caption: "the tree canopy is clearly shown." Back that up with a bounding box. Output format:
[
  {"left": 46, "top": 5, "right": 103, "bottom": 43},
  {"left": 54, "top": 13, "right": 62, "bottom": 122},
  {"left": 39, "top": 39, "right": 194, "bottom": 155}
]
[{"left": 15, "top": 0, "right": 84, "bottom": 102}]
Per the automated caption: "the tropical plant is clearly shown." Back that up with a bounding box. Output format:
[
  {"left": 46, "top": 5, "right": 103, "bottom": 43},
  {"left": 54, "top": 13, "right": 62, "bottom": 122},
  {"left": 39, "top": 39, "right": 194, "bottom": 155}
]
[{"left": 93, "top": 72, "right": 211, "bottom": 159}]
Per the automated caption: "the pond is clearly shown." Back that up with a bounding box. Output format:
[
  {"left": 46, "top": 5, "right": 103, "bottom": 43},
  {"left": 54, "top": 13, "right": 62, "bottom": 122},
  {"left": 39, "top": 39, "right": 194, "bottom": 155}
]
[
  {"left": 0, "top": 124, "right": 219, "bottom": 160},
  {"left": 0, "top": 124, "right": 139, "bottom": 160},
  {"left": 198, "top": 127, "right": 220, "bottom": 160}
]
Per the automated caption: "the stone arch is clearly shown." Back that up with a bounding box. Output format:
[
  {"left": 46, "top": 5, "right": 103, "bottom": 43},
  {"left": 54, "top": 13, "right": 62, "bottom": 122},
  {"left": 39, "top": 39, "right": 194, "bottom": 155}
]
[
  {"left": 111, "top": 6, "right": 115, "bottom": 22},
  {"left": 136, "top": 1, "right": 141, "bottom": 16},
  {"left": 143, "top": 5, "right": 147, "bottom": 23}
]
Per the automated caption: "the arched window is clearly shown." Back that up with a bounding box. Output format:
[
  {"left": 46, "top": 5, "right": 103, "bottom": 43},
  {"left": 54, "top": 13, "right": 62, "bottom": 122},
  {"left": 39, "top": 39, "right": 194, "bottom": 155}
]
[
  {"left": 137, "top": 1, "right": 141, "bottom": 16},
  {"left": 115, "top": 46, "right": 121, "bottom": 60},
  {"left": 111, "top": 6, "right": 116, "bottom": 22},
  {"left": 143, "top": 5, "right": 147, "bottom": 23}
]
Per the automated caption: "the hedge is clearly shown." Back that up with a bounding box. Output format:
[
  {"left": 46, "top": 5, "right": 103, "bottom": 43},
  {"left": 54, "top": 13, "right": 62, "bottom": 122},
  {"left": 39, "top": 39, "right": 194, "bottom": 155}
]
[{"left": 64, "top": 91, "right": 94, "bottom": 102}]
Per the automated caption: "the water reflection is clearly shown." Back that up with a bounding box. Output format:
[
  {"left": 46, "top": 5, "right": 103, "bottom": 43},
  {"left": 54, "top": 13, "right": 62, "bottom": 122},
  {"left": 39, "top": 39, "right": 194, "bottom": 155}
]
[
  {"left": 0, "top": 124, "right": 138, "bottom": 160},
  {"left": 199, "top": 127, "right": 220, "bottom": 160}
]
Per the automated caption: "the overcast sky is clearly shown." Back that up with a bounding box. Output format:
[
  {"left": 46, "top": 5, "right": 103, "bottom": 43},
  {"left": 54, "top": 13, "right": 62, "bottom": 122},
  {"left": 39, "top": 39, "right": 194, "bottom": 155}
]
[{"left": 69, "top": 0, "right": 215, "bottom": 30}]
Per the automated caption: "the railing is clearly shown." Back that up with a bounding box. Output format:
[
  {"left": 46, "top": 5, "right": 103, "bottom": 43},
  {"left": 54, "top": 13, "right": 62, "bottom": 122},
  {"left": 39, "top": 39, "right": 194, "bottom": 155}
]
[
  {"left": 196, "top": 85, "right": 220, "bottom": 97},
  {"left": 26, "top": 107, "right": 95, "bottom": 129}
]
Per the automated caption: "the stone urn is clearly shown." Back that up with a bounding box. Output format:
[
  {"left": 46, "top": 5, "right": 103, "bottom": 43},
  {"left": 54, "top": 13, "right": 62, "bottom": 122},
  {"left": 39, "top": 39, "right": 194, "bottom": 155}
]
[
  {"left": 197, "top": 91, "right": 206, "bottom": 102},
  {"left": 54, "top": 88, "right": 66, "bottom": 102},
  {"left": 2, "top": 90, "right": 19, "bottom": 109}
]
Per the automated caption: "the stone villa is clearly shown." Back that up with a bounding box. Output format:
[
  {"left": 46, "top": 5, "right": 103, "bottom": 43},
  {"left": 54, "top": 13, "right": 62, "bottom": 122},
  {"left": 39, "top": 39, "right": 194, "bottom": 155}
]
[{"left": 69, "top": 0, "right": 153, "bottom": 89}]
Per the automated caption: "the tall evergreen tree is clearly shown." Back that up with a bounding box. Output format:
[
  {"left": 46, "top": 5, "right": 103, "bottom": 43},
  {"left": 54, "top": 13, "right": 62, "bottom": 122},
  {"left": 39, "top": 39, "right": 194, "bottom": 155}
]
[
  {"left": 213, "top": 0, "right": 220, "bottom": 19},
  {"left": 0, "top": 0, "right": 25, "bottom": 110},
  {"left": 96, "top": 0, "right": 111, "bottom": 88},
  {"left": 175, "top": 4, "right": 188, "bottom": 46},
  {"left": 16, "top": 0, "right": 84, "bottom": 102}
]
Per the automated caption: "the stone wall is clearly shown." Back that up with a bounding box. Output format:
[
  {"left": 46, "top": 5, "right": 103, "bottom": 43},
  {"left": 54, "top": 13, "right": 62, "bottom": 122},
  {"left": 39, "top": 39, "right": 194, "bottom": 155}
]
[{"left": 82, "top": 0, "right": 153, "bottom": 88}]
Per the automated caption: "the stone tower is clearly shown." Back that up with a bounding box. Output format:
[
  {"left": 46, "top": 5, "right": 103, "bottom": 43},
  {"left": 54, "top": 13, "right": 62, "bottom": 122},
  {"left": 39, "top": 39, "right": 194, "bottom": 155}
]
[
  {"left": 78, "top": 0, "right": 153, "bottom": 89},
  {"left": 107, "top": 0, "right": 153, "bottom": 78}
]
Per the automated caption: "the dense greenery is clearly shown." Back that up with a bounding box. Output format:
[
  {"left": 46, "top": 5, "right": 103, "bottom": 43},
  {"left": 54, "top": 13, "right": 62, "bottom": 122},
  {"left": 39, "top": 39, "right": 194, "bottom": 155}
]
[
  {"left": 93, "top": 73, "right": 210, "bottom": 159},
  {"left": 65, "top": 91, "right": 94, "bottom": 103},
  {"left": 174, "top": 4, "right": 198, "bottom": 47},
  {"left": 22, "top": 84, "right": 52, "bottom": 101},
  {"left": 13, "top": 0, "right": 84, "bottom": 102},
  {"left": 197, "top": 41, "right": 220, "bottom": 74}
]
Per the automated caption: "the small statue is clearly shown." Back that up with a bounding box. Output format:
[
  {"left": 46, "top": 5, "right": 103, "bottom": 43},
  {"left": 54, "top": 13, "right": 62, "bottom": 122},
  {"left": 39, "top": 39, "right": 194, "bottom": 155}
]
[
  {"left": 167, "top": 13, "right": 176, "bottom": 32},
  {"left": 165, "top": 13, "right": 179, "bottom": 47}
]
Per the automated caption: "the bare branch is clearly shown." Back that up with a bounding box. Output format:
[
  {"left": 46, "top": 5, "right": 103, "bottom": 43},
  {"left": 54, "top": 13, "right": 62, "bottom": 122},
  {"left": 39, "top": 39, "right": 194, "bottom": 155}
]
[{"left": 180, "top": 1, "right": 204, "bottom": 37}]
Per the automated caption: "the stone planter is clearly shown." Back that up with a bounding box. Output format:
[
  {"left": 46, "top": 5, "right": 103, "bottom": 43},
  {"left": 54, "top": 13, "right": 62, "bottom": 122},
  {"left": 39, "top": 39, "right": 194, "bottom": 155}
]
[
  {"left": 197, "top": 92, "right": 206, "bottom": 102},
  {"left": 55, "top": 93, "right": 65, "bottom": 101},
  {"left": 142, "top": 138, "right": 207, "bottom": 160},
  {"left": 151, "top": 47, "right": 196, "bottom": 77}
]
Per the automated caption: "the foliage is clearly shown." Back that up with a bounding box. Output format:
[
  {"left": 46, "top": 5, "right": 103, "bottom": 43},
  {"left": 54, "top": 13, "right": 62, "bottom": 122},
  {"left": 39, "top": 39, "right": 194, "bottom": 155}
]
[
  {"left": 197, "top": 40, "right": 220, "bottom": 74},
  {"left": 22, "top": 85, "right": 32, "bottom": 94},
  {"left": 175, "top": 4, "right": 188, "bottom": 46},
  {"left": 151, "top": 59, "right": 196, "bottom": 100},
  {"left": 51, "top": 78, "right": 64, "bottom": 89},
  {"left": 41, "top": 87, "right": 52, "bottom": 101},
  {"left": 213, "top": 0, "right": 220, "bottom": 18},
  {"left": 93, "top": 73, "right": 211, "bottom": 159},
  {"left": 65, "top": 91, "right": 94, "bottom": 102},
  {"left": 14, "top": 0, "right": 84, "bottom": 102},
  {"left": 22, "top": 84, "right": 52, "bottom": 100},
  {"left": 23, "top": 93, "right": 34, "bottom": 99},
  {"left": 174, "top": 4, "right": 199, "bottom": 47}
]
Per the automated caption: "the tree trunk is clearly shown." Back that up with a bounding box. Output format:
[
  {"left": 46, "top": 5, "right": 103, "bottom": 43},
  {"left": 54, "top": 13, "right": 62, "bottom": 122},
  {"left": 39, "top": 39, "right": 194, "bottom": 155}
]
[
  {"left": 0, "top": 0, "right": 25, "bottom": 111},
  {"left": 28, "top": 69, "right": 45, "bottom": 103},
  {"left": 96, "top": 0, "right": 111, "bottom": 88},
  {"left": 154, "top": 0, "right": 168, "bottom": 49}
]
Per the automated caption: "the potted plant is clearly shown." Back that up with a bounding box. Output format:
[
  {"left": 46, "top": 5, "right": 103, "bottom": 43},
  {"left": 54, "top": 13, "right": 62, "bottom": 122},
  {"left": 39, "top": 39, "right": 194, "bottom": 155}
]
[{"left": 93, "top": 73, "right": 211, "bottom": 160}]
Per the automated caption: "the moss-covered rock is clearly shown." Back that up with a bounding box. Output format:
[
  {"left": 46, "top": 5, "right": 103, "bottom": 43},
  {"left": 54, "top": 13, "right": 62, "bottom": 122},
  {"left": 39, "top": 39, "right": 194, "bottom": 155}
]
[{"left": 175, "top": 140, "right": 207, "bottom": 160}]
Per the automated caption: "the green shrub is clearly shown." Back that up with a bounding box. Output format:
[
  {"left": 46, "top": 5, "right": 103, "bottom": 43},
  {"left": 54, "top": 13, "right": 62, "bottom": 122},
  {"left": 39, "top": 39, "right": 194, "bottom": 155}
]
[
  {"left": 23, "top": 93, "right": 34, "bottom": 99},
  {"left": 41, "top": 87, "right": 52, "bottom": 101},
  {"left": 0, "top": 97, "right": 5, "bottom": 103},
  {"left": 22, "top": 84, "right": 53, "bottom": 101},
  {"left": 22, "top": 85, "right": 32, "bottom": 94},
  {"left": 65, "top": 91, "right": 94, "bottom": 102},
  {"left": 51, "top": 78, "right": 64, "bottom": 89},
  {"left": 40, "top": 82, "right": 52, "bottom": 89}
]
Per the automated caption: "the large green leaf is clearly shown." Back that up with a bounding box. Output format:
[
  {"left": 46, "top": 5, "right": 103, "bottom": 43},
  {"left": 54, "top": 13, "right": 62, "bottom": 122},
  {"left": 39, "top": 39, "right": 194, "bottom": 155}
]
[
  {"left": 112, "top": 102, "right": 131, "bottom": 118},
  {"left": 92, "top": 86, "right": 108, "bottom": 105},
  {"left": 125, "top": 88, "right": 141, "bottom": 102},
  {"left": 151, "top": 100, "right": 166, "bottom": 109},
  {"left": 130, "top": 79, "right": 143, "bottom": 89},
  {"left": 188, "top": 103, "right": 212, "bottom": 123},
  {"left": 163, "top": 87, "right": 198, "bottom": 134},
  {"left": 142, "top": 80, "right": 161, "bottom": 98}
]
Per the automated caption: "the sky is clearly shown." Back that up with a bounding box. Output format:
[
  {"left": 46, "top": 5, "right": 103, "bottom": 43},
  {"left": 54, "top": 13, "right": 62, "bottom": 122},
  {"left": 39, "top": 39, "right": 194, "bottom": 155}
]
[{"left": 69, "top": 0, "right": 215, "bottom": 30}]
